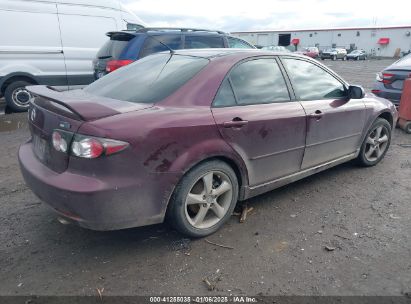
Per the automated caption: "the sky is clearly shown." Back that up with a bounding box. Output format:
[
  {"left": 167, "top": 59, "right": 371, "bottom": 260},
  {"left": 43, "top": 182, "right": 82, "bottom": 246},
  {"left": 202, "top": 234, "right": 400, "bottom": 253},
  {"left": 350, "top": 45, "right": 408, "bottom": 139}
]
[{"left": 122, "top": 0, "right": 411, "bottom": 32}]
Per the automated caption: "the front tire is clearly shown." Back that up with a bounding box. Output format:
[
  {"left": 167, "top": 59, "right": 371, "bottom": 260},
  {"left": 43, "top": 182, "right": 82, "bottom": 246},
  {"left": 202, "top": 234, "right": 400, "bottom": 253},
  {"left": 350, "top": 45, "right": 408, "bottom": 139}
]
[
  {"left": 4, "top": 80, "right": 34, "bottom": 112},
  {"left": 167, "top": 160, "right": 239, "bottom": 238},
  {"left": 357, "top": 118, "right": 391, "bottom": 167}
]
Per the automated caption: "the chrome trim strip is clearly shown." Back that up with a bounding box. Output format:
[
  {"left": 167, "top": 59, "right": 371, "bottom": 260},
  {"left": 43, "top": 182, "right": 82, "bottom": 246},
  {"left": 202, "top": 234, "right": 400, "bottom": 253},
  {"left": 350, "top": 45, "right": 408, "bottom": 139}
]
[
  {"left": 250, "top": 145, "right": 305, "bottom": 160},
  {"left": 306, "top": 133, "right": 362, "bottom": 148},
  {"left": 249, "top": 152, "right": 357, "bottom": 192}
]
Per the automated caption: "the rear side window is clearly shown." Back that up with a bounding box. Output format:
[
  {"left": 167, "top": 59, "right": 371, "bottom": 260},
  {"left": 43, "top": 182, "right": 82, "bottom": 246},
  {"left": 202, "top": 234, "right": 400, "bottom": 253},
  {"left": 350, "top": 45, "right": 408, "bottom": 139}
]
[
  {"left": 229, "top": 59, "right": 290, "bottom": 105},
  {"left": 84, "top": 54, "right": 209, "bottom": 104},
  {"left": 227, "top": 37, "right": 253, "bottom": 49},
  {"left": 214, "top": 79, "right": 236, "bottom": 107},
  {"left": 185, "top": 36, "right": 225, "bottom": 49},
  {"left": 139, "top": 35, "right": 182, "bottom": 58},
  {"left": 282, "top": 58, "right": 346, "bottom": 100},
  {"left": 96, "top": 39, "right": 129, "bottom": 60},
  {"left": 127, "top": 23, "right": 144, "bottom": 31}
]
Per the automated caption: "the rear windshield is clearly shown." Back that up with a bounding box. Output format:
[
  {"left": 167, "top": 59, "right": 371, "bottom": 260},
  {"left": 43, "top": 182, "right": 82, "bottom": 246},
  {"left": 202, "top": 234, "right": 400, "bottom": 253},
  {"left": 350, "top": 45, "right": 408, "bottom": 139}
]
[
  {"left": 84, "top": 53, "right": 209, "bottom": 103},
  {"left": 394, "top": 54, "right": 411, "bottom": 68},
  {"left": 96, "top": 39, "right": 129, "bottom": 59}
]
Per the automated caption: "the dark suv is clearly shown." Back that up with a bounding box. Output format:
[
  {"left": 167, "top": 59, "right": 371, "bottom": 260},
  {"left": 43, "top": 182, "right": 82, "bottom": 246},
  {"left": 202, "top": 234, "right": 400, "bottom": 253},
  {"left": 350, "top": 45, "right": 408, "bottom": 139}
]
[{"left": 93, "top": 28, "right": 255, "bottom": 79}]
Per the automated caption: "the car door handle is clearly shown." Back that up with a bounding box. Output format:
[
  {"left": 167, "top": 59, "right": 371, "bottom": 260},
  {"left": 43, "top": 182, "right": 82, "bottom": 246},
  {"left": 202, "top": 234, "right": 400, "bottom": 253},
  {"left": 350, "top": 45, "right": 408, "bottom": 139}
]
[
  {"left": 223, "top": 118, "right": 249, "bottom": 128},
  {"left": 309, "top": 110, "right": 323, "bottom": 120}
]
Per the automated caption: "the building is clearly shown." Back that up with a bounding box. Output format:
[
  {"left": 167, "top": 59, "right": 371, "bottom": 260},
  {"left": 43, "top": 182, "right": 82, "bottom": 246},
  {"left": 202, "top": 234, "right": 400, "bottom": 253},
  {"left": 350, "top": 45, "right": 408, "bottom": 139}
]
[{"left": 232, "top": 25, "right": 411, "bottom": 57}]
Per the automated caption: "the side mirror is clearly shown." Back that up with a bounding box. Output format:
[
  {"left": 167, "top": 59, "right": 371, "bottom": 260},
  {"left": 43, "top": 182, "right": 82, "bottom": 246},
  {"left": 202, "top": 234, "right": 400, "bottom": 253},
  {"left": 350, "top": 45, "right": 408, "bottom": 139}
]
[{"left": 349, "top": 85, "right": 365, "bottom": 99}]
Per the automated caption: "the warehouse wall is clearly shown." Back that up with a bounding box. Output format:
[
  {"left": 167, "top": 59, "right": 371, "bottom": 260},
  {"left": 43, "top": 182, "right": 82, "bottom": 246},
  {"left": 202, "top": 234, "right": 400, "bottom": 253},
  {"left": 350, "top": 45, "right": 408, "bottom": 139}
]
[{"left": 233, "top": 27, "right": 411, "bottom": 57}]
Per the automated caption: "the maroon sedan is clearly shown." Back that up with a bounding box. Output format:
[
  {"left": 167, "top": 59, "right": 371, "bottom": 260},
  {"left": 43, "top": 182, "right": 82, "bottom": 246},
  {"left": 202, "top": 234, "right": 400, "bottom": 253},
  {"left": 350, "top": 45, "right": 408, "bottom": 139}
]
[{"left": 19, "top": 49, "right": 397, "bottom": 237}]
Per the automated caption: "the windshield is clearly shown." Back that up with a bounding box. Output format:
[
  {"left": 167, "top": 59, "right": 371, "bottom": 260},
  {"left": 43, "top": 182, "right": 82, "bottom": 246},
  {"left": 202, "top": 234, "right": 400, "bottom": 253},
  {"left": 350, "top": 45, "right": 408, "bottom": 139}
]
[
  {"left": 85, "top": 53, "right": 209, "bottom": 103},
  {"left": 350, "top": 50, "right": 361, "bottom": 54}
]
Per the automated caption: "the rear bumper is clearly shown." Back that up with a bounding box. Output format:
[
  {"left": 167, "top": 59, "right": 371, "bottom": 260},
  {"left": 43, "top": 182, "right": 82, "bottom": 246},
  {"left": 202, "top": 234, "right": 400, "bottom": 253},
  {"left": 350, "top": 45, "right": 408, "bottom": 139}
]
[{"left": 18, "top": 142, "right": 179, "bottom": 230}]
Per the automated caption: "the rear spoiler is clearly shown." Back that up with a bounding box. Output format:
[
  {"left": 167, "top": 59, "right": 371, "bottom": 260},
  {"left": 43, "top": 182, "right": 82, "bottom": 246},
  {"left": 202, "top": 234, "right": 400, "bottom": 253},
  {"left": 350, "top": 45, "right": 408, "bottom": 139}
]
[
  {"left": 106, "top": 31, "right": 136, "bottom": 40},
  {"left": 27, "top": 86, "right": 86, "bottom": 120}
]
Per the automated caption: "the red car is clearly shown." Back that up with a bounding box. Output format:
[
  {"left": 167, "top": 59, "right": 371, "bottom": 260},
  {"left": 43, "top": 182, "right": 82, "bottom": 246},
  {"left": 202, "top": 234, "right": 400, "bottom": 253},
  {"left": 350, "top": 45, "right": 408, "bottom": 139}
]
[
  {"left": 295, "top": 47, "right": 320, "bottom": 58},
  {"left": 19, "top": 49, "right": 397, "bottom": 237}
]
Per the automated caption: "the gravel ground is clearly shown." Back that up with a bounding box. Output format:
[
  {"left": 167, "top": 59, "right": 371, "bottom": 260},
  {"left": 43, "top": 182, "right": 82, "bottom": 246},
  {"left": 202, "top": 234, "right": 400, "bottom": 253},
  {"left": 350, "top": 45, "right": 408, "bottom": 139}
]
[{"left": 1, "top": 59, "right": 411, "bottom": 297}]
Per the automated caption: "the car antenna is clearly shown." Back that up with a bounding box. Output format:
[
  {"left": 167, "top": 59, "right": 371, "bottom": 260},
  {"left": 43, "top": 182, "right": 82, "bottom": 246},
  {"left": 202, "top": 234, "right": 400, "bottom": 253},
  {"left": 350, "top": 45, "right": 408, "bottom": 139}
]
[{"left": 148, "top": 35, "right": 175, "bottom": 55}]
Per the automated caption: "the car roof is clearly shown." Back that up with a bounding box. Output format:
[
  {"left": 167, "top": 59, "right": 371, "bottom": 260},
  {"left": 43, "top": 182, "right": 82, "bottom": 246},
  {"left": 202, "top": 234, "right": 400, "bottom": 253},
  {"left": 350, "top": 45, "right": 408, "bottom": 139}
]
[
  {"left": 168, "top": 48, "right": 306, "bottom": 59},
  {"left": 106, "top": 28, "right": 228, "bottom": 38}
]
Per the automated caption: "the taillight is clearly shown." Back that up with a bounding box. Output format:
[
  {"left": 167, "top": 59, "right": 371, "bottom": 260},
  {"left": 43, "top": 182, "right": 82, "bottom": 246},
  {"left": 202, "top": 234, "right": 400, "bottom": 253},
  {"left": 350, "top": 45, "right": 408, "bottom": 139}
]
[
  {"left": 71, "top": 135, "right": 129, "bottom": 159},
  {"left": 52, "top": 131, "right": 68, "bottom": 153},
  {"left": 50, "top": 130, "right": 129, "bottom": 159},
  {"left": 71, "top": 137, "right": 104, "bottom": 159},
  {"left": 106, "top": 60, "right": 133, "bottom": 73},
  {"left": 382, "top": 73, "right": 395, "bottom": 84}
]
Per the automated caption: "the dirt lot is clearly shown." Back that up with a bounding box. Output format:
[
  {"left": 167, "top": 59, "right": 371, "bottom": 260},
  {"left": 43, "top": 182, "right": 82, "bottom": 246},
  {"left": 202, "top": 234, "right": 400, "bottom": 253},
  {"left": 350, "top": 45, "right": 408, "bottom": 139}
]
[{"left": 1, "top": 59, "right": 410, "bottom": 297}]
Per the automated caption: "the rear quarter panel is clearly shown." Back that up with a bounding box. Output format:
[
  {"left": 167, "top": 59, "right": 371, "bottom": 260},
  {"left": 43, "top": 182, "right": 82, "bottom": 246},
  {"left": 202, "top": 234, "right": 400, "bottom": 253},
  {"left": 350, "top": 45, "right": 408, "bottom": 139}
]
[{"left": 82, "top": 105, "right": 249, "bottom": 205}]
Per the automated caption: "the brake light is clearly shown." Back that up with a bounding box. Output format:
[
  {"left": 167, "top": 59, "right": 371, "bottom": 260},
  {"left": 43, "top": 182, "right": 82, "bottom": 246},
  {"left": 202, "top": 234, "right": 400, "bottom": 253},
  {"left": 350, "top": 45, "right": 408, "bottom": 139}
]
[
  {"left": 71, "top": 135, "right": 129, "bottom": 159},
  {"left": 382, "top": 73, "right": 395, "bottom": 84},
  {"left": 106, "top": 60, "right": 133, "bottom": 73},
  {"left": 104, "top": 141, "right": 130, "bottom": 155}
]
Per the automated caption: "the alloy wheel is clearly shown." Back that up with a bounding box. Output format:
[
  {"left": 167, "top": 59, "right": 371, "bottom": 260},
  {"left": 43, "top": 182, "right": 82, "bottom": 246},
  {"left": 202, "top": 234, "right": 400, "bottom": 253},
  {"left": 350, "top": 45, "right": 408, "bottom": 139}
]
[
  {"left": 184, "top": 171, "right": 233, "bottom": 229},
  {"left": 12, "top": 87, "right": 31, "bottom": 107},
  {"left": 364, "top": 125, "right": 389, "bottom": 162}
]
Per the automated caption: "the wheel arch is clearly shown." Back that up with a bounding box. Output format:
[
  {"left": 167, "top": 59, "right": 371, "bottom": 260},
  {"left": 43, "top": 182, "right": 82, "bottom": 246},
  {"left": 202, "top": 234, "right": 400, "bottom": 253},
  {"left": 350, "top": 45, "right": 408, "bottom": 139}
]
[
  {"left": 0, "top": 73, "right": 38, "bottom": 95},
  {"left": 377, "top": 111, "right": 394, "bottom": 128},
  {"left": 167, "top": 149, "right": 250, "bottom": 207},
  {"left": 184, "top": 155, "right": 248, "bottom": 200}
]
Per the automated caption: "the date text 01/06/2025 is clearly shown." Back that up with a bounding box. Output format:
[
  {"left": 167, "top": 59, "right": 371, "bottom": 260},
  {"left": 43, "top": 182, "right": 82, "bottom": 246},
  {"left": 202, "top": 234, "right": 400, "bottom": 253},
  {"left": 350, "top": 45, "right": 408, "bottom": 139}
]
[{"left": 149, "top": 296, "right": 257, "bottom": 303}]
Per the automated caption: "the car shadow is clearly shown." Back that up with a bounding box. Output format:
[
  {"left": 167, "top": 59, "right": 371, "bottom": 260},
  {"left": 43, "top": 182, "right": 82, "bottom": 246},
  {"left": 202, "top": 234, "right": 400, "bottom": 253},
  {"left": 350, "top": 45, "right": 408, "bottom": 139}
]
[{"left": 33, "top": 160, "right": 360, "bottom": 250}]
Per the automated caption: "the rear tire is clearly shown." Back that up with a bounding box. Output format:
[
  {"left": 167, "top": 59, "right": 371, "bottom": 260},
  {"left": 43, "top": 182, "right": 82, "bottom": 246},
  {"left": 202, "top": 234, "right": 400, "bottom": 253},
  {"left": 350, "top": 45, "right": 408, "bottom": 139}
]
[
  {"left": 4, "top": 80, "right": 34, "bottom": 112},
  {"left": 357, "top": 118, "right": 391, "bottom": 167},
  {"left": 167, "top": 160, "right": 239, "bottom": 238}
]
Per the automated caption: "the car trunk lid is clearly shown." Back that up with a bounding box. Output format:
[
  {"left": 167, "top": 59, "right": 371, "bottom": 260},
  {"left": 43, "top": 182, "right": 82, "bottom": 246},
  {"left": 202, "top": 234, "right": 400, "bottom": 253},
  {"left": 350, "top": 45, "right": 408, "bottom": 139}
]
[
  {"left": 384, "top": 69, "right": 410, "bottom": 91},
  {"left": 27, "top": 85, "right": 152, "bottom": 173}
]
